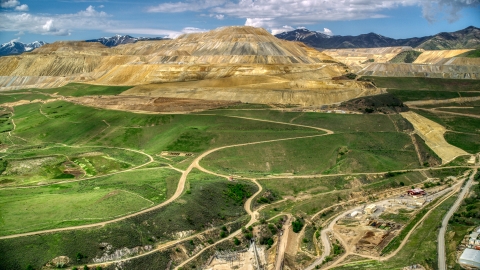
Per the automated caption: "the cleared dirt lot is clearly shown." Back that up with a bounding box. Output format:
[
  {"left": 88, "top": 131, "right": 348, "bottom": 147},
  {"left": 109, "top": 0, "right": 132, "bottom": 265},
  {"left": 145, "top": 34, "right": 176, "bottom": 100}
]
[{"left": 401, "top": 111, "right": 467, "bottom": 164}]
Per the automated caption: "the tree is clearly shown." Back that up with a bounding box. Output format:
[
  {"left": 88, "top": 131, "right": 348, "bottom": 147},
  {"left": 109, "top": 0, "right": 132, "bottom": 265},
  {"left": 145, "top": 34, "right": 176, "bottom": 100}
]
[
  {"left": 292, "top": 218, "right": 304, "bottom": 233},
  {"left": 83, "top": 265, "right": 89, "bottom": 270},
  {"left": 76, "top": 252, "right": 84, "bottom": 261},
  {"left": 233, "top": 237, "right": 241, "bottom": 245}
]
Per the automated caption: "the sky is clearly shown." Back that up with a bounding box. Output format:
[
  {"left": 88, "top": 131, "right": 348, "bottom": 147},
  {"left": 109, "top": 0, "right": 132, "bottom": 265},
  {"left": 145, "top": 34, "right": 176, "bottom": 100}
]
[{"left": 0, "top": 0, "right": 479, "bottom": 44}]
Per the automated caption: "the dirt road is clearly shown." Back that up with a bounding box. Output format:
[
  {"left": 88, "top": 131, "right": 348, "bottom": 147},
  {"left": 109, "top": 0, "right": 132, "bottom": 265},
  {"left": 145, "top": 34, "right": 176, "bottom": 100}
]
[
  {"left": 275, "top": 214, "right": 292, "bottom": 270},
  {"left": 438, "top": 169, "right": 477, "bottom": 270}
]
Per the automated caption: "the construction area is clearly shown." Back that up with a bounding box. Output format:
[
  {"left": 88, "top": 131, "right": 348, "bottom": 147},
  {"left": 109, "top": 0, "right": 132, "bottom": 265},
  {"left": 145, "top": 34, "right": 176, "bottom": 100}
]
[
  {"left": 205, "top": 242, "right": 267, "bottom": 270},
  {"left": 333, "top": 182, "right": 453, "bottom": 256}
]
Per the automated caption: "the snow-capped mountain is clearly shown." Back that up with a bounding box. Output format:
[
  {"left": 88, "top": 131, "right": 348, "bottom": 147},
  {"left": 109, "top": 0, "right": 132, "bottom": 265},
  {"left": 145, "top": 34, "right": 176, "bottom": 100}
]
[
  {"left": 0, "top": 41, "right": 47, "bottom": 56},
  {"left": 86, "top": 34, "right": 167, "bottom": 47},
  {"left": 275, "top": 28, "right": 332, "bottom": 41}
]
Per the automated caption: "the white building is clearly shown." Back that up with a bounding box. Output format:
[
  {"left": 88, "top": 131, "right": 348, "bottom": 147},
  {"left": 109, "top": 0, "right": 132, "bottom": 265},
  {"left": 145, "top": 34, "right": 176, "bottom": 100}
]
[
  {"left": 364, "top": 204, "right": 377, "bottom": 215},
  {"left": 459, "top": 248, "right": 480, "bottom": 269}
]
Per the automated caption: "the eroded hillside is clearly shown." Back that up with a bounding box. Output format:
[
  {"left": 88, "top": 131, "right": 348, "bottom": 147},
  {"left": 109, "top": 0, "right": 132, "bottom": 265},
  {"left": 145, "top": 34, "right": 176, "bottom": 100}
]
[{"left": 0, "top": 26, "right": 379, "bottom": 107}]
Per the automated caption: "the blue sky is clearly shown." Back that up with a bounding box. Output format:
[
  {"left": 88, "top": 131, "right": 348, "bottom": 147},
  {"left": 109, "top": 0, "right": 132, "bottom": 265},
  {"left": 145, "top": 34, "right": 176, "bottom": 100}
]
[{"left": 0, "top": 0, "right": 479, "bottom": 44}]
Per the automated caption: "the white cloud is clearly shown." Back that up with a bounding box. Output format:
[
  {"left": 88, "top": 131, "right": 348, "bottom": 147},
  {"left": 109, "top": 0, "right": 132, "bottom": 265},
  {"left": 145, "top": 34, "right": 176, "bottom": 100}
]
[
  {"left": 271, "top": 25, "right": 294, "bottom": 35},
  {"left": 78, "top": 5, "right": 108, "bottom": 17},
  {"left": 105, "top": 27, "right": 208, "bottom": 39},
  {"left": 14, "top": 3, "right": 27, "bottom": 11},
  {"left": 421, "top": 0, "right": 480, "bottom": 23},
  {"left": 10, "top": 36, "right": 20, "bottom": 42},
  {"left": 323, "top": 28, "right": 333, "bottom": 36},
  {"left": 147, "top": 0, "right": 225, "bottom": 13},
  {"left": 212, "top": 14, "right": 224, "bottom": 19},
  {"left": 146, "top": 0, "right": 479, "bottom": 34},
  {"left": 0, "top": 6, "right": 115, "bottom": 36},
  {"left": 1, "top": 0, "right": 20, "bottom": 8}
]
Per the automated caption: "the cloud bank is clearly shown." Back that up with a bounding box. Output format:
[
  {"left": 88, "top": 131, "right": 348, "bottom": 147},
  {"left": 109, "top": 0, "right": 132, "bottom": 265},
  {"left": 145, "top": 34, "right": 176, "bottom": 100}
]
[
  {"left": 147, "top": 0, "right": 479, "bottom": 33},
  {"left": 0, "top": 5, "right": 113, "bottom": 36}
]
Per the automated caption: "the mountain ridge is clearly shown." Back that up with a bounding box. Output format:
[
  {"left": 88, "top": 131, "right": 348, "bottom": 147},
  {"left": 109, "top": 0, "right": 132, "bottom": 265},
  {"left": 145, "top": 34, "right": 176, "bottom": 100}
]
[
  {"left": 275, "top": 26, "right": 479, "bottom": 50},
  {"left": 0, "top": 41, "right": 47, "bottom": 56},
  {"left": 85, "top": 34, "right": 168, "bottom": 47}
]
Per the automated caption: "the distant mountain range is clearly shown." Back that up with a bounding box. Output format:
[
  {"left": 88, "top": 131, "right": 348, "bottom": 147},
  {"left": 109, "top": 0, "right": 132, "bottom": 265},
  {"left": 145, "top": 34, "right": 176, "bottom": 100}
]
[
  {"left": 275, "top": 26, "right": 480, "bottom": 50},
  {"left": 1, "top": 27, "right": 478, "bottom": 57},
  {"left": 85, "top": 34, "right": 168, "bottom": 47},
  {"left": 0, "top": 41, "right": 47, "bottom": 56},
  {"left": 0, "top": 35, "right": 168, "bottom": 57}
]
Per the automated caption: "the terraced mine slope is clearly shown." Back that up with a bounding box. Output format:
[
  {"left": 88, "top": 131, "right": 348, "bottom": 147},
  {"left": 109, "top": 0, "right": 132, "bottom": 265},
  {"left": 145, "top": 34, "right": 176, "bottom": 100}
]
[
  {"left": 0, "top": 26, "right": 379, "bottom": 107},
  {"left": 321, "top": 47, "right": 480, "bottom": 79}
]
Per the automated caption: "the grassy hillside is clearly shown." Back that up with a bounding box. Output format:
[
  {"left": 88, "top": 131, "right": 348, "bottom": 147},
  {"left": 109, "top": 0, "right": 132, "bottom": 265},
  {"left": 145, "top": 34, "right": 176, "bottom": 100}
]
[
  {"left": 201, "top": 132, "right": 420, "bottom": 177},
  {"left": 389, "top": 50, "right": 422, "bottom": 63},
  {"left": 0, "top": 169, "right": 257, "bottom": 270},
  {"left": 0, "top": 168, "right": 180, "bottom": 236},
  {"left": 362, "top": 76, "right": 480, "bottom": 91}
]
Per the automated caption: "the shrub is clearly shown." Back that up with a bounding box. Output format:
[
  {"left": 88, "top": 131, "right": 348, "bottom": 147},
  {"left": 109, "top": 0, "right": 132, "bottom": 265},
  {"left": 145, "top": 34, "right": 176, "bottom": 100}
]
[{"left": 292, "top": 218, "right": 304, "bottom": 233}]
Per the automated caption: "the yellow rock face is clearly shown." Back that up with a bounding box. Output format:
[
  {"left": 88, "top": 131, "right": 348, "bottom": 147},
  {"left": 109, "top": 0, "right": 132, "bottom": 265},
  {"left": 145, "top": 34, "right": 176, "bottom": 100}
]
[
  {"left": 0, "top": 26, "right": 378, "bottom": 106},
  {"left": 413, "top": 49, "right": 473, "bottom": 64}
]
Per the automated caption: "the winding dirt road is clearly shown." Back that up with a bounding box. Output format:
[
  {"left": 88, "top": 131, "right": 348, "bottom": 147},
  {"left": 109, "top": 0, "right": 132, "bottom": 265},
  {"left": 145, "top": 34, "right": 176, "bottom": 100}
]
[{"left": 0, "top": 116, "right": 331, "bottom": 242}]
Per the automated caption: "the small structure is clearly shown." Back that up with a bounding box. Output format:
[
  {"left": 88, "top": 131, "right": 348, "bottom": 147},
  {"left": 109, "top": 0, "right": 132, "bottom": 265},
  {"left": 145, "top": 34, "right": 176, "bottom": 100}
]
[
  {"left": 459, "top": 248, "right": 480, "bottom": 269},
  {"left": 364, "top": 204, "right": 377, "bottom": 215},
  {"left": 407, "top": 188, "right": 426, "bottom": 196},
  {"left": 350, "top": 211, "right": 360, "bottom": 217},
  {"left": 468, "top": 155, "right": 476, "bottom": 165}
]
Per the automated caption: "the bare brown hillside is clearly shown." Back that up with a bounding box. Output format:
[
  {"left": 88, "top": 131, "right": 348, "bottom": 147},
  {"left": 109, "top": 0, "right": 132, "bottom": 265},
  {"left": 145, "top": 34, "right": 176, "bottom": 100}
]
[{"left": 0, "top": 26, "right": 380, "bottom": 107}]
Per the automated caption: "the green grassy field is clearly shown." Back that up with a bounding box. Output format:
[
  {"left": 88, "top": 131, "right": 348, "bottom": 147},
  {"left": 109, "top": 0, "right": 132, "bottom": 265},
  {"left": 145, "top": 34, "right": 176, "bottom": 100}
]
[
  {"left": 387, "top": 89, "right": 480, "bottom": 102},
  {"left": 4, "top": 101, "right": 321, "bottom": 154},
  {"left": 25, "top": 83, "right": 133, "bottom": 97},
  {"left": 0, "top": 169, "right": 256, "bottom": 270},
  {"left": 438, "top": 106, "right": 480, "bottom": 115},
  {"left": 0, "top": 168, "right": 180, "bottom": 236},
  {"left": 259, "top": 171, "right": 425, "bottom": 198},
  {"left": 201, "top": 132, "right": 420, "bottom": 177},
  {"left": 412, "top": 109, "right": 480, "bottom": 134},
  {"left": 362, "top": 76, "right": 480, "bottom": 92},
  {"left": 0, "top": 92, "right": 52, "bottom": 104},
  {"left": 445, "top": 132, "right": 480, "bottom": 154},
  {"left": 206, "top": 109, "right": 398, "bottom": 133},
  {"left": 0, "top": 145, "right": 149, "bottom": 186},
  {"left": 457, "top": 49, "right": 480, "bottom": 58}
]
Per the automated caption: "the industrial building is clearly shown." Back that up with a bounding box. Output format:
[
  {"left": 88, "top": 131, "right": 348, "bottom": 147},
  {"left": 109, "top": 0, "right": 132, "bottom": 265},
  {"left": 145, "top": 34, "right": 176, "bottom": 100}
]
[
  {"left": 407, "top": 188, "right": 426, "bottom": 196},
  {"left": 459, "top": 248, "right": 480, "bottom": 269}
]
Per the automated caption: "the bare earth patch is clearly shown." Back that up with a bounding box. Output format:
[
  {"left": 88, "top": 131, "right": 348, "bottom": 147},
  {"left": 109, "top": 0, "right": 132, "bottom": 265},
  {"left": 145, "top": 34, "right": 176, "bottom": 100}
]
[{"left": 401, "top": 111, "right": 468, "bottom": 164}]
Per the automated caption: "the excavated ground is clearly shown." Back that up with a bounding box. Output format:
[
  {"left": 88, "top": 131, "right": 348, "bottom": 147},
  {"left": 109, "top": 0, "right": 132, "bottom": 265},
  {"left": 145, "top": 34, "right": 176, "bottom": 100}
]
[
  {"left": 400, "top": 111, "right": 468, "bottom": 164},
  {"left": 66, "top": 95, "right": 239, "bottom": 113},
  {"left": 0, "top": 26, "right": 378, "bottom": 108}
]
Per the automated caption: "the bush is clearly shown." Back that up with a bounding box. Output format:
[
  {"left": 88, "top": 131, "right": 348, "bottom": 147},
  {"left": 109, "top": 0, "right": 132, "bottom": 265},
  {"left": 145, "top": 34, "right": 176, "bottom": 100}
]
[
  {"left": 233, "top": 237, "right": 241, "bottom": 245},
  {"left": 292, "top": 218, "right": 304, "bottom": 233}
]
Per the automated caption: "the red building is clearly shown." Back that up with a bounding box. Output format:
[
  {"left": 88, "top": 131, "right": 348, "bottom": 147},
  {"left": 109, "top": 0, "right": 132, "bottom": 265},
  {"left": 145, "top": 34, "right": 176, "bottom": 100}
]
[{"left": 407, "top": 188, "right": 426, "bottom": 196}]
